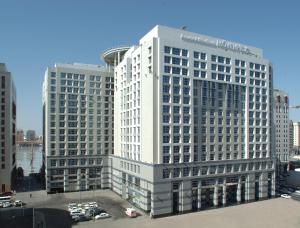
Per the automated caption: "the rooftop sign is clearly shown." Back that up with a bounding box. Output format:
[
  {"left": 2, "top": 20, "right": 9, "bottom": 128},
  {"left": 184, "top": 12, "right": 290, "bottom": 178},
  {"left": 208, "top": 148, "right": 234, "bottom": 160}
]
[{"left": 180, "top": 34, "right": 257, "bottom": 57}]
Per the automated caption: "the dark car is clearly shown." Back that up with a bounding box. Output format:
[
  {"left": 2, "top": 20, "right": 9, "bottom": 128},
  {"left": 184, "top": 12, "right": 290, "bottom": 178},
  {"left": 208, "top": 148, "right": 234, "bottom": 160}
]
[{"left": 86, "top": 208, "right": 106, "bottom": 217}]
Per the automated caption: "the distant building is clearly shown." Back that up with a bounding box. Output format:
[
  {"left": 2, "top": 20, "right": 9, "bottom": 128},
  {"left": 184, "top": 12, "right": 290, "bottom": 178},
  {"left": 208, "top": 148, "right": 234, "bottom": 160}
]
[
  {"left": 289, "top": 120, "right": 294, "bottom": 151},
  {"left": 16, "top": 130, "right": 24, "bottom": 142},
  {"left": 274, "top": 89, "right": 289, "bottom": 163},
  {"left": 26, "top": 130, "right": 36, "bottom": 141},
  {"left": 0, "top": 63, "right": 17, "bottom": 193},
  {"left": 293, "top": 122, "right": 300, "bottom": 147}
]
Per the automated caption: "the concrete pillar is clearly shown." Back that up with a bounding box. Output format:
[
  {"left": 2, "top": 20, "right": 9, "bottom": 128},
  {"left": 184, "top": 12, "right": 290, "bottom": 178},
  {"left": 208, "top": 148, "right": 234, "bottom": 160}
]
[
  {"left": 247, "top": 174, "right": 255, "bottom": 201},
  {"left": 213, "top": 180, "right": 218, "bottom": 207},
  {"left": 237, "top": 176, "right": 242, "bottom": 203},
  {"left": 222, "top": 184, "right": 226, "bottom": 206},
  {"left": 198, "top": 182, "right": 202, "bottom": 209},
  {"left": 260, "top": 172, "right": 268, "bottom": 199},
  {"left": 272, "top": 172, "right": 276, "bottom": 197},
  {"left": 182, "top": 180, "right": 192, "bottom": 212}
]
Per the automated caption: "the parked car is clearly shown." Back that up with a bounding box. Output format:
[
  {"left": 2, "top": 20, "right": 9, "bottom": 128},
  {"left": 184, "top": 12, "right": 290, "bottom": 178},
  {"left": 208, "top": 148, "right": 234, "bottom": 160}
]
[
  {"left": 71, "top": 211, "right": 85, "bottom": 219},
  {"left": 95, "top": 213, "right": 110, "bottom": 219},
  {"left": 70, "top": 208, "right": 85, "bottom": 216},
  {"left": 125, "top": 208, "right": 137, "bottom": 218},
  {"left": 86, "top": 208, "right": 105, "bottom": 217},
  {"left": 281, "top": 194, "right": 291, "bottom": 199},
  {"left": 88, "top": 202, "right": 98, "bottom": 207},
  {"left": 2, "top": 201, "right": 12, "bottom": 208},
  {"left": 14, "top": 200, "right": 23, "bottom": 207}
]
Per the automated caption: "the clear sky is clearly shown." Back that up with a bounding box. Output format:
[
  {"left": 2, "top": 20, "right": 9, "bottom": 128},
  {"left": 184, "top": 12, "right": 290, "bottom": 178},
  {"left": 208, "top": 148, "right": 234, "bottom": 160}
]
[{"left": 1, "top": 0, "right": 300, "bottom": 135}]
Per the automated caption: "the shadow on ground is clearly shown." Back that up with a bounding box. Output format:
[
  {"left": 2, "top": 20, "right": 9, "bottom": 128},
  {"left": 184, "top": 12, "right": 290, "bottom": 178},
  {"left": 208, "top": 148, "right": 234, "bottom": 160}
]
[{"left": 0, "top": 208, "right": 74, "bottom": 228}]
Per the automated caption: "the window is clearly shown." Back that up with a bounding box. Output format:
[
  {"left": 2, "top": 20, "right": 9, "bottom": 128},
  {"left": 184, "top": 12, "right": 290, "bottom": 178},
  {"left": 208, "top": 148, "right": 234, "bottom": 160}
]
[
  {"left": 172, "top": 67, "right": 180, "bottom": 74},
  {"left": 164, "top": 66, "right": 171, "bottom": 73},
  {"left": 172, "top": 48, "right": 180, "bottom": 55},
  {"left": 163, "top": 156, "right": 170, "bottom": 163},
  {"left": 164, "top": 46, "right": 171, "bottom": 54},
  {"left": 173, "top": 168, "right": 180, "bottom": 177},
  {"left": 164, "top": 56, "right": 171, "bottom": 63},
  {"left": 163, "top": 169, "right": 170, "bottom": 179},
  {"left": 172, "top": 57, "right": 180, "bottom": 65},
  {"left": 182, "top": 49, "right": 188, "bottom": 57},
  {"left": 194, "top": 51, "right": 199, "bottom": 59}
]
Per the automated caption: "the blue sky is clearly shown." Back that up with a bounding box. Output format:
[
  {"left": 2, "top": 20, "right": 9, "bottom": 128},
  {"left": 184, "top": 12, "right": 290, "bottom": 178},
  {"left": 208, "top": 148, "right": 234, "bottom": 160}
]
[{"left": 0, "top": 0, "right": 300, "bottom": 135}]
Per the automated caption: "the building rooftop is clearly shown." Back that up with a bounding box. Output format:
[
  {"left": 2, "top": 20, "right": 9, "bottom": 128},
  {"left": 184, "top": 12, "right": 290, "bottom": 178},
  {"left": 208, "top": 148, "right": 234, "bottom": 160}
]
[
  {"left": 54, "top": 63, "right": 107, "bottom": 71},
  {"left": 0, "top": 63, "right": 8, "bottom": 72}
]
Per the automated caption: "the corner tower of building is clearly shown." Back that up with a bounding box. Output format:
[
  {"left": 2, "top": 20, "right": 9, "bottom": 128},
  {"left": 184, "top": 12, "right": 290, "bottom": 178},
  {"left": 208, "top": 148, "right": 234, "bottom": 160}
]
[{"left": 111, "top": 25, "right": 275, "bottom": 216}]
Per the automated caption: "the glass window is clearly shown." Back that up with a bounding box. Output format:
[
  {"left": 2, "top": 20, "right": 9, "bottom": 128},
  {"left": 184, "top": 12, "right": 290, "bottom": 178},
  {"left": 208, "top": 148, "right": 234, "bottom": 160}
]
[
  {"left": 164, "top": 46, "right": 171, "bottom": 54},
  {"left": 172, "top": 47, "right": 180, "bottom": 55}
]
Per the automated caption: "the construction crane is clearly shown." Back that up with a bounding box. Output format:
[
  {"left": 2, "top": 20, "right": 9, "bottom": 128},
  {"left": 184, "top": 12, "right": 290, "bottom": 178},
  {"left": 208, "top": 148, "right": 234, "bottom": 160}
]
[{"left": 290, "top": 105, "right": 300, "bottom": 109}]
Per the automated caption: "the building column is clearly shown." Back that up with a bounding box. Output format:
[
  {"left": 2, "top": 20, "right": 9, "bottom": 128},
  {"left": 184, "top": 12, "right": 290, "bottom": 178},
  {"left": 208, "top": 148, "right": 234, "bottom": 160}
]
[
  {"left": 247, "top": 174, "right": 255, "bottom": 201},
  {"left": 222, "top": 183, "right": 226, "bottom": 206},
  {"left": 213, "top": 180, "right": 218, "bottom": 207},
  {"left": 272, "top": 171, "right": 276, "bottom": 197},
  {"left": 198, "top": 182, "right": 202, "bottom": 209},
  {"left": 237, "top": 176, "right": 242, "bottom": 203},
  {"left": 260, "top": 172, "right": 268, "bottom": 199},
  {"left": 181, "top": 180, "right": 192, "bottom": 212}
]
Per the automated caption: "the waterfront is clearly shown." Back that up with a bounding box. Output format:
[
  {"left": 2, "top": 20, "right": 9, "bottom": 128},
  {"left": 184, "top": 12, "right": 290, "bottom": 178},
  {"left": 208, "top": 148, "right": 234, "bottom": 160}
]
[{"left": 16, "top": 144, "right": 43, "bottom": 176}]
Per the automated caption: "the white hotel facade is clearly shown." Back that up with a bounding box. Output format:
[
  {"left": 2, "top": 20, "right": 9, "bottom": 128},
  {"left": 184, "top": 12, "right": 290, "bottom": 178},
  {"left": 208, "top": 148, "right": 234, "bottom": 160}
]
[
  {"left": 110, "top": 25, "right": 276, "bottom": 216},
  {"left": 43, "top": 63, "right": 115, "bottom": 193},
  {"left": 43, "top": 25, "right": 276, "bottom": 216}
]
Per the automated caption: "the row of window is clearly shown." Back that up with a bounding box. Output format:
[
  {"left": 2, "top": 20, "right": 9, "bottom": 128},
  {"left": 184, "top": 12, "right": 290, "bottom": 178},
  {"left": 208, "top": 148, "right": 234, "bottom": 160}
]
[
  {"left": 162, "top": 162, "right": 272, "bottom": 179},
  {"left": 50, "top": 158, "right": 103, "bottom": 167}
]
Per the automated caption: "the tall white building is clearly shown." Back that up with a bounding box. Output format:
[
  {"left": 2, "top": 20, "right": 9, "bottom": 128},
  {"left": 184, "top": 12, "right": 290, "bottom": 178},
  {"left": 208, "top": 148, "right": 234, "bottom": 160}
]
[
  {"left": 110, "top": 25, "right": 275, "bottom": 216},
  {"left": 43, "top": 63, "right": 114, "bottom": 193},
  {"left": 293, "top": 122, "right": 300, "bottom": 147},
  {"left": 0, "top": 63, "right": 17, "bottom": 193},
  {"left": 274, "top": 89, "right": 289, "bottom": 163}
]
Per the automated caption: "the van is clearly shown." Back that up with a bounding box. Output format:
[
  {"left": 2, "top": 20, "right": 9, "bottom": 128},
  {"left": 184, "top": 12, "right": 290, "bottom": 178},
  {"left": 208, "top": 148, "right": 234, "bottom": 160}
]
[{"left": 125, "top": 208, "right": 137, "bottom": 218}]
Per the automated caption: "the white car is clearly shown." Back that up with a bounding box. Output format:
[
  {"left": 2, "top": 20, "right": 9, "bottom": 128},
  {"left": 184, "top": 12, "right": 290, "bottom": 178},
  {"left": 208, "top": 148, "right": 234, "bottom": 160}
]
[
  {"left": 88, "top": 202, "right": 98, "bottom": 207},
  {"left": 281, "top": 194, "right": 291, "bottom": 199},
  {"left": 70, "top": 208, "right": 85, "bottom": 215},
  {"left": 95, "top": 213, "right": 110, "bottom": 219},
  {"left": 70, "top": 211, "right": 85, "bottom": 219},
  {"left": 14, "top": 200, "right": 23, "bottom": 207},
  {"left": 2, "top": 201, "right": 12, "bottom": 208}
]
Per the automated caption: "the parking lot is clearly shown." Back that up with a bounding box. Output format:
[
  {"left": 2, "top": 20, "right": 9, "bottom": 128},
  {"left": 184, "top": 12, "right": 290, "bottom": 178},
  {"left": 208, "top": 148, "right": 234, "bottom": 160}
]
[
  {"left": 0, "top": 189, "right": 141, "bottom": 228},
  {"left": 16, "top": 189, "right": 138, "bottom": 219}
]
